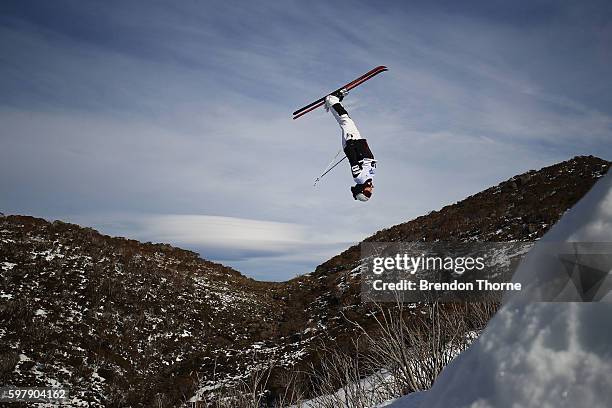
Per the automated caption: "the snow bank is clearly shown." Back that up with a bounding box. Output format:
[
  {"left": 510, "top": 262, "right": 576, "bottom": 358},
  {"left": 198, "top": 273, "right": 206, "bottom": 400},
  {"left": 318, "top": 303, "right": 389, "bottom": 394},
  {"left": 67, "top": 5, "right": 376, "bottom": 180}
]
[
  {"left": 375, "top": 391, "right": 427, "bottom": 407},
  {"left": 387, "top": 173, "right": 612, "bottom": 408}
]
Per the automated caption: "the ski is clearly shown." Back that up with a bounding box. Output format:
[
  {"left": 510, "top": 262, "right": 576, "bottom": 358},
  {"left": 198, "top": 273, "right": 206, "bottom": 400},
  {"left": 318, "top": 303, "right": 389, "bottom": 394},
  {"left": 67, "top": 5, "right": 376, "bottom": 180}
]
[{"left": 292, "top": 65, "right": 388, "bottom": 120}]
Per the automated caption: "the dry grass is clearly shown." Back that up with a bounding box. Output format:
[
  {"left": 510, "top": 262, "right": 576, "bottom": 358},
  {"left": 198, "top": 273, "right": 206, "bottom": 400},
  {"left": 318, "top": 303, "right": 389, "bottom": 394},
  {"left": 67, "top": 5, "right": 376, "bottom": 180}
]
[{"left": 202, "top": 298, "right": 498, "bottom": 408}]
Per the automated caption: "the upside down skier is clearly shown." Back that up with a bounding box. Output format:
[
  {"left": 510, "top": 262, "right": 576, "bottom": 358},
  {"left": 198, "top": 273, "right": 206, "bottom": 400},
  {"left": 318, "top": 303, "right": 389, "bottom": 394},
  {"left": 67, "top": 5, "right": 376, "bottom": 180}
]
[{"left": 324, "top": 90, "right": 376, "bottom": 202}]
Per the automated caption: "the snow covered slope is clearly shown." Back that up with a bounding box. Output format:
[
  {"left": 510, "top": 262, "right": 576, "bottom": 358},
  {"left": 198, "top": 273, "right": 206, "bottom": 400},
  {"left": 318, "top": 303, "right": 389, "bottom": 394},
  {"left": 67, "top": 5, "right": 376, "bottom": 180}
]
[{"left": 389, "top": 173, "right": 612, "bottom": 408}]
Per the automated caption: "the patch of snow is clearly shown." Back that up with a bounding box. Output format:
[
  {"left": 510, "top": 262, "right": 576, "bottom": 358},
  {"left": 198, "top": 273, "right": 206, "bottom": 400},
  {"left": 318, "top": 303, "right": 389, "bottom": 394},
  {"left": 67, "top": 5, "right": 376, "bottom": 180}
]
[
  {"left": 377, "top": 391, "right": 427, "bottom": 407},
  {"left": 35, "top": 309, "right": 48, "bottom": 316},
  {"left": 91, "top": 370, "right": 105, "bottom": 382},
  {"left": 350, "top": 264, "right": 364, "bottom": 277},
  {"left": 290, "top": 370, "right": 402, "bottom": 408}
]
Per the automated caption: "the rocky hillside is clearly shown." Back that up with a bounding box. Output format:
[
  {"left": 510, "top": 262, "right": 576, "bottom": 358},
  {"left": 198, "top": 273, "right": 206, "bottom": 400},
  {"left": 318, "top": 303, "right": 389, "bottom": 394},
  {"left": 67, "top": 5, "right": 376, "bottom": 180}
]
[
  {"left": 275, "top": 156, "right": 610, "bottom": 389},
  {"left": 0, "top": 218, "right": 296, "bottom": 406},
  {"left": 0, "top": 155, "right": 609, "bottom": 407}
]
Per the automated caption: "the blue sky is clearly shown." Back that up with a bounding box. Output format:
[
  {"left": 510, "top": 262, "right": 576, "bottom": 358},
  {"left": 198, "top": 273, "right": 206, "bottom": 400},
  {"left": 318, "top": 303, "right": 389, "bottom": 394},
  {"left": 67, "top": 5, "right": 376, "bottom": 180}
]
[{"left": 1, "top": 0, "right": 611, "bottom": 280}]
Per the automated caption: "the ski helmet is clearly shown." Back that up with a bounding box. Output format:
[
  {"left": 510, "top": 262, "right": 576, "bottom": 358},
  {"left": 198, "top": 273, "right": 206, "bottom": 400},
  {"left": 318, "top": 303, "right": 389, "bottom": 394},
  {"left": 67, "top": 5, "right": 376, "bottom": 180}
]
[
  {"left": 355, "top": 192, "right": 370, "bottom": 202},
  {"left": 351, "top": 180, "right": 373, "bottom": 202}
]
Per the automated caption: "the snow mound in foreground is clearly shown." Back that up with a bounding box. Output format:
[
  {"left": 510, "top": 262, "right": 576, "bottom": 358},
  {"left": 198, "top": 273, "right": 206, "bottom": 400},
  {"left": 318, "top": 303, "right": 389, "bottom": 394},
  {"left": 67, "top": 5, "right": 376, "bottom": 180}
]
[{"left": 387, "top": 173, "right": 612, "bottom": 408}]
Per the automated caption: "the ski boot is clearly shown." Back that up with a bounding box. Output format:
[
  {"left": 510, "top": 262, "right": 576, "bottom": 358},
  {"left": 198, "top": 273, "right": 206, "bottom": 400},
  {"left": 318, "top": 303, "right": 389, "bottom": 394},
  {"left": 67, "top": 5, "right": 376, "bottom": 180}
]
[{"left": 325, "top": 88, "right": 349, "bottom": 111}]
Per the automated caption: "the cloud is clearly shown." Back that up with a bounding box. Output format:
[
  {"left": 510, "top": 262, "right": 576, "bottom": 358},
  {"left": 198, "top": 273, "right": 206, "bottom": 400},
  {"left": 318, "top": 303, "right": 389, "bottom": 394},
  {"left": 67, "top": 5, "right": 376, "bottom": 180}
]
[
  {"left": 1, "top": 1, "right": 611, "bottom": 279},
  {"left": 140, "top": 214, "right": 308, "bottom": 253},
  {"left": 60, "top": 212, "right": 359, "bottom": 280}
]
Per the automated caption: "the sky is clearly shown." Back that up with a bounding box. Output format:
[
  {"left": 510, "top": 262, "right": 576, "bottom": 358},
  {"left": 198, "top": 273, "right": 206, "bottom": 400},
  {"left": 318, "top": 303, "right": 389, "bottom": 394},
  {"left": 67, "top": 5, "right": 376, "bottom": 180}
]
[{"left": 1, "top": 0, "right": 611, "bottom": 281}]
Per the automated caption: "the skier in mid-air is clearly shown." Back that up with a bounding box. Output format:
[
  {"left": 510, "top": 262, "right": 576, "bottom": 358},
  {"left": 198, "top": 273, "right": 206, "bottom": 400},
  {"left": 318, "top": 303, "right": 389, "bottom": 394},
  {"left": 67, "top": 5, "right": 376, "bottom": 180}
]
[{"left": 324, "top": 90, "right": 376, "bottom": 202}]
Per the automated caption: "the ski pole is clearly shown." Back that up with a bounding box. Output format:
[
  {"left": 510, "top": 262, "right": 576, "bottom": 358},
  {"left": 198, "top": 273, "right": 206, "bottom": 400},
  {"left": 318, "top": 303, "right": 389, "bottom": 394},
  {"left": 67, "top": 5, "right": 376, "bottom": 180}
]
[{"left": 313, "top": 155, "right": 347, "bottom": 186}]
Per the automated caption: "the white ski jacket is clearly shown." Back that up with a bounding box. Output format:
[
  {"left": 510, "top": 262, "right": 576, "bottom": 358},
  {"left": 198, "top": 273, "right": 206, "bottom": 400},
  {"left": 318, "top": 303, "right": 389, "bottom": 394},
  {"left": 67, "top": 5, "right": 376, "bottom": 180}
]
[{"left": 353, "top": 157, "right": 376, "bottom": 184}]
